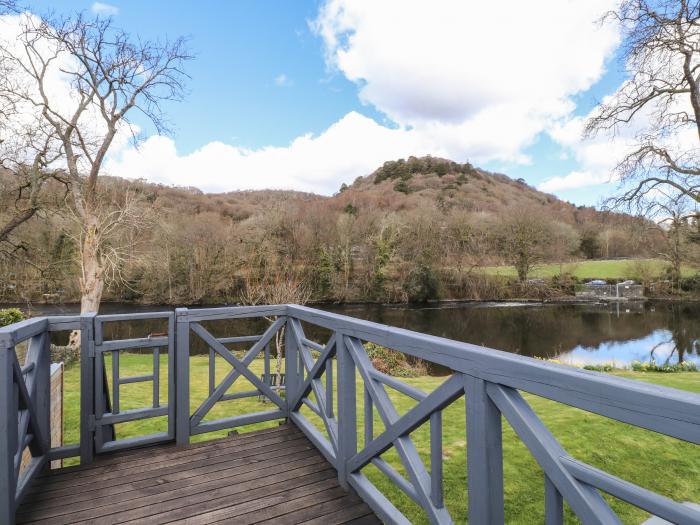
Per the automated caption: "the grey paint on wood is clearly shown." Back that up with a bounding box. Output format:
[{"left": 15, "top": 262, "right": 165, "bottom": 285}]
[
  {"left": 289, "top": 319, "right": 338, "bottom": 449},
  {"left": 466, "top": 376, "right": 504, "bottom": 525},
  {"left": 288, "top": 305, "right": 700, "bottom": 444},
  {"left": 190, "top": 320, "right": 285, "bottom": 410},
  {"left": 0, "top": 318, "right": 47, "bottom": 347},
  {"left": 488, "top": 383, "right": 622, "bottom": 525},
  {"left": 430, "top": 411, "right": 443, "bottom": 509},
  {"left": 336, "top": 333, "right": 356, "bottom": 490},
  {"left": 545, "top": 475, "right": 564, "bottom": 525},
  {"left": 79, "top": 313, "right": 97, "bottom": 465},
  {"left": 345, "top": 336, "right": 451, "bottom": 524},
  {"left": 2, "top": 304, "right": 700, "bottom": 525},
  {"left": 561, "top": 457, "right": 700, "bottom": 525},
  {"left": 371, "top": 456, "right": 421, "bottom": 504},
  {"left": 348, "top": 374, "right": 463, "bottom": 473},
  {"left": 348, "top": 472, "right": 411, "bottom": 525},
  {"left": 175, "top": 308, "right": 190, "bottom": 446},
  {"left": 0, "top": 343, "right": 17, "bottom": 524},
  {"left": 93, "top": 311, "right": 174, "bottom": 453},
  {"left": 290, "top": 333, "right": 336, "bottom": 412},
  {"left": 189, "top": 317, "right": 286, "bottom": 429},
  {"left": 284, "top": 317, "right": 299, "bottom": 417}
]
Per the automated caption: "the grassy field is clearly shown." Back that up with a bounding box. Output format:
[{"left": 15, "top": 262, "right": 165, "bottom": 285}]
[
  {"left": 482, "top": 258, "right": 697, "bottom": 280},
  {"left": 61, "top": 355, "right": 700, "bottom": 524}
]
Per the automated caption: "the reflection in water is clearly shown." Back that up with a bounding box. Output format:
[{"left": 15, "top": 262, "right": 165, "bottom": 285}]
[
  {"left": 12, "top": 300, "right": 700, "bottom": 366},
  {"left": 321, "top": 301, "right": 700, "bottom": 366}
]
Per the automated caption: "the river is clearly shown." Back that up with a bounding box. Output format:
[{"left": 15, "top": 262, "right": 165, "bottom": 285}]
[{"left": 7, "top": 300, "right": 700, "bottom": 367}]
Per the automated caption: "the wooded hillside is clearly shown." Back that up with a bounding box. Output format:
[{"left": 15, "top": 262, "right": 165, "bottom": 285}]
[{"left": 0, "top": 156, "right": 665, "bottom": 305}]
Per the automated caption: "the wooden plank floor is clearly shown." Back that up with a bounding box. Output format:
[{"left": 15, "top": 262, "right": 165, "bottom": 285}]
[{"left": 15, "top": 424, "right": 381, "bottom": 525}]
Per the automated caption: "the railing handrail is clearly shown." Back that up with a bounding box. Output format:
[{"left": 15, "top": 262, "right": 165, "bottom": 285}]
[
  {"left": 5, "top": 305, "right": 699, "bottom": 441},
  {"left": 1, "top": 304, "right": 699, "bottom": 525},
  {"left": 286, "top": 304, "right": 700, "bottom": 442}
]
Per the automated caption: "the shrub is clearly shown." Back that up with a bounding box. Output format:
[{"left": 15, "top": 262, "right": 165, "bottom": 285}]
[
  {"left": 0, "top": 308, "right": 24, "bottom": 327},
  {"left": 403, "top": 264, "right": 440, "bottom": 302},
  {"left": 343, "top": 203, "right": 359, "bottom": 216},
  {"left": 630, "top": 360, "right": 698, "bottom": 373},
  {"left": 550, "top": 272, "right": 578, "bottom": 295},
  {"left": 393, "top": 180, "right": 412, "bottom": 194},
  {"left": 583, "top": 363, "right": 614, "bottom": 372},
  {"left": 364, "top": 342, "right": 427, "bottom": 377},
  {"left": 679, "top": 274, "right": 700, "bottom": 292},
  {"left": 50, "top": 345, "right": 80, "bottom": 366}
]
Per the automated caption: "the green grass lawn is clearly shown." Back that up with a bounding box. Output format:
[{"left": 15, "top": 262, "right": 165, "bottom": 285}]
[
  {"left": 61, "top": 355, "right": 700, "bottom": 524},
  {"left": 482, "top": 258, "right": 697, "bottom": 280}
]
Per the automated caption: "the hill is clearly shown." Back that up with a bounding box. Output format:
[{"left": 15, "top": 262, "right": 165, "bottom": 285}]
[
  {"left": 337, "top": 156, "right": 640, "bottom": 233},
  {"left": 0, "top": 156, "right": 666, "bottom": 305}
]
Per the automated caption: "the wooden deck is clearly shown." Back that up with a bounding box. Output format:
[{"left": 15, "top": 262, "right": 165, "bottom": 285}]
[{"left": 14, "top": 425, "right": 380, "bottom": 525}]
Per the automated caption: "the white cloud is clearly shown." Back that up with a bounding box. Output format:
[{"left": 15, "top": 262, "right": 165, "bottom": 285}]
[
  {"left": 105, "top": 112, "right": 451, "bottom": 194},
  {"left": 91, "top": 2, "right": 119, "bottom": 16},
  {"left": 540, "top": 80, "right": 700, "bottom": 193},
  {"left": 539, "top": 115, "right": 627, "bottom": 192},
  {"left": 274, "top": 73, "right": 293, "bottom": 87},
  {"left": 0, "top": 13, "right": 136, "bottom": 171},
  {"left": 31, "top": 1, "right": 623, "bottom": 193},
  {"left": 311, "top": 0, "right": 620, "bottom": 160},
  {"left": 538, "top": 170, "right": 611, "bottom": 193}
]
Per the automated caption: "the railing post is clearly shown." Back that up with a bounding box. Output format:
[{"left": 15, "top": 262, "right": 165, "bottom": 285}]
[
  {"left": 0, "top": 338, "right": 17, "bottom": 525},
  {"left": 466, "top": 376, "right": 504, "bottom": 524},
  {"left": 175, "top": 308, "right": 190, "bottom": 446},
  {"left": 284, "top": 316, "right": 298, "bottom": 417},
  {"left": 545, "top": 474, "right": 563, "bottom": 525},
  {"left": 26, "top": 332, "right": 50, "bottom": 453},
  {"left": 336, "top": 333, "right": 357, "bottom": 489},
  {"left": 79, "top": 312, "right": 97, "bottom": 465}
]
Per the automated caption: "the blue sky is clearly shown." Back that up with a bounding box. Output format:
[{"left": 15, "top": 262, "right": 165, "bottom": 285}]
[{"left": 25, "top": 0, "right": 630, "bottom": 206}]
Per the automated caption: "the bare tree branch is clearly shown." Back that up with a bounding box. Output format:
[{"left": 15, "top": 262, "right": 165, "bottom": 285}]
[
  {"left": 0, "top": 12, "right": 191, "bottom": 314},
  {"left": 588, "top": 0, "right": 700, "bottom": 216}
]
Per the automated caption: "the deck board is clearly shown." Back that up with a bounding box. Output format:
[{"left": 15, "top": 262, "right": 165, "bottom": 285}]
[{"left": 15, "top": 425, "right": 381, "bottom": 525}]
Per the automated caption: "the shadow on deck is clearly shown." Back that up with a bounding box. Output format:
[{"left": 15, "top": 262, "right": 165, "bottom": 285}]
[{"left": 15, "top": 425, "right": 380, "bottom": 525}]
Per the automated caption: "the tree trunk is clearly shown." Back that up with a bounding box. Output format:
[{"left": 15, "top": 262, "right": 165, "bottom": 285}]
[
  {"left": 68, "top": 212, "right": 105, "bottom": 348},
  {"left": 80, "top": 213, "right": 104, "bottom": 314}
]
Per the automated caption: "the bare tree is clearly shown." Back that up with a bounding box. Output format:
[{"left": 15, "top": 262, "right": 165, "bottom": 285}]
[
  {"left": 587, "top": 0, "right": 700, "bottom": 214},
  {"left": 0, "top": 1, "right": 18, "bottom": 14},
  {"left": 242, "top": 271, "right": 312, "bottom": 393},
  {"left": 0, "top": 5, "right": 67, "bottom": 254},
  {"left": 0, "top": 13, "right": 191, "bottom": 313},
  {"left": 0, "top": 118, "right": 66, "bottom": 254},
  {"left": 650, "top": 198, "right": 700, "bottom": 290},
  {"left": 499, "top": 210, "right": 553, "bottom": 282}
]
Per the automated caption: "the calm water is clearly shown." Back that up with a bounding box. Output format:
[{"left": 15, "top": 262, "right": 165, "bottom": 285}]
[{"left": 9, "top": 301, "right": 700, "bottom": 367}]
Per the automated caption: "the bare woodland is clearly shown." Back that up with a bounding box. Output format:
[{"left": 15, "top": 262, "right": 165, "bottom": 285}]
[
  {"left": 0, "top": 158, "right": 668, "bottom": 306},
  {"left": 2, "top": 2, "right": 700, "bottom": 310}
]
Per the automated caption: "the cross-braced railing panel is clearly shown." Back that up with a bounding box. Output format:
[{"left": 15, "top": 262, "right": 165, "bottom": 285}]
[
  {"left": 488, "top": 383, "right": 700, "bottom": 525},
  {"left": 286, "top": 305, "right": 700, "bottom": 525},
  {"left": 2, "top": 305, "right": 700, "bottom": 525},
  {"left": 287, "top": 317, "right": 339, "bottom": 464},
  {"left": 344, "top": 337, "right": 454, "bottom": 524},
  {"left": 0, "top": 318, "right": 51, "bottom": 524},
  {"left": 175, "top": 306, "right": 290, "bottom": 440}
]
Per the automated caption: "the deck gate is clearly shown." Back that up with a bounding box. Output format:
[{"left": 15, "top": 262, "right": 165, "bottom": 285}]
[{"left": 91, "top": 312, "right": 176, "bottom": 454}]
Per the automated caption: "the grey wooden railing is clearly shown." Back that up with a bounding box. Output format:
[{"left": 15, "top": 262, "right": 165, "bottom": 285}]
[{"left": 1, "top": 304, "right": 700, "bottom": 524}]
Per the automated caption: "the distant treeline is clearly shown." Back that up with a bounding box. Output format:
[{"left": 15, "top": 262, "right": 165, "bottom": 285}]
[{"left": 0, "top": 156, "right": 667, "bottom": 305}]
